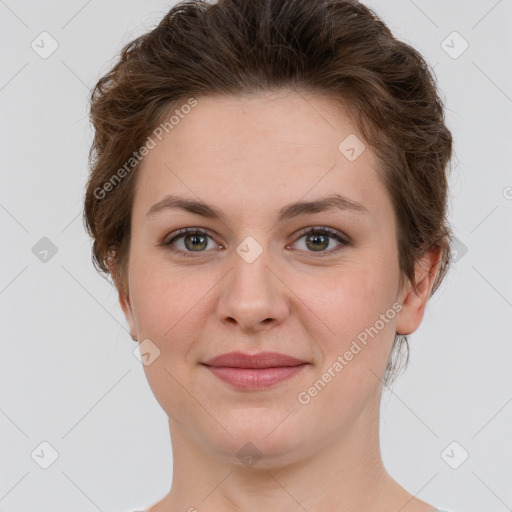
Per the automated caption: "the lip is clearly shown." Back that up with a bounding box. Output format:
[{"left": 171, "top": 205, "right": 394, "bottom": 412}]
[
  {"left": 201, "top": 351, "right": 309, "bottom": 390},
  {"left": 202, "top": 351, "right": 307, "bottom": 368}
]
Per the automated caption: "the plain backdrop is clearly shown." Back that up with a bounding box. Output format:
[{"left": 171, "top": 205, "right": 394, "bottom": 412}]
[{"left": 1, "top": 1, "right": 511, "bottom": 511}]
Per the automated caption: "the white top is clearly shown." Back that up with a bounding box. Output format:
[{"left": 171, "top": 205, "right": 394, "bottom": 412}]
[{"left": 133, "top": 508, "right": 455, "bottom": 511}]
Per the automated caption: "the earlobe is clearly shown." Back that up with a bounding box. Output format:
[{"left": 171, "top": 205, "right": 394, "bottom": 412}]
[
  {"left": 395, "top": 246, "right": 442, "bottom": 336},
  {"left": 118, "top": 289, "right": 138, "bottom": 341},
  {"left": 107, "top": 259, "right": 138, "bottom": 341}
]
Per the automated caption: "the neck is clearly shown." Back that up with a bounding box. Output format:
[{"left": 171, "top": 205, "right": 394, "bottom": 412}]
[{"left": 149, "top": 390, "right": 429, "bottom": 512}]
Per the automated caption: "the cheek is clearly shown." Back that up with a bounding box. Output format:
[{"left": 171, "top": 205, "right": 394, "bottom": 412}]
[
  {"left": 313, "top": 257, "right": 396, "bottom": 328},
  {"left": 301, "top": 253, "right": 399, "bottom": 377},
  {"left": 128, "top": 259, "right": 203, "bottom": 419},
  {"left": 127, "top": 248, "right": 192, "bottom": 346},
  {"left": 127, "top": 251, "right": 222, "bottom": 381},
  {"left": 295, "top": 264, "right": 397, "bottom": 423}
]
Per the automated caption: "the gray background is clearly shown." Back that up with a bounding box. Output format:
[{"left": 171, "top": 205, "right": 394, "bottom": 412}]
[{"left": 1, "top": 1, "right": 511, "bottom": 511}]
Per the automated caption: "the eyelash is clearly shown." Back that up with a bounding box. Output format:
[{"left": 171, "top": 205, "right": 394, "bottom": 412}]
[{"left": 162, "top": 226, "right": 351, "bottom": 258}]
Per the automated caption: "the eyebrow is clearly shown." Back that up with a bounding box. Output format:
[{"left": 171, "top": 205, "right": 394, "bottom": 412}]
[{"left": 146, "top": 193, "right": 369, "bottom": 222}]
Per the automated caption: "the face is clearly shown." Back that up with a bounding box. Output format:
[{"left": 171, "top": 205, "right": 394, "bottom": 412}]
[{"left": 119, "top": 90, "right": 435, "bottom": 467}]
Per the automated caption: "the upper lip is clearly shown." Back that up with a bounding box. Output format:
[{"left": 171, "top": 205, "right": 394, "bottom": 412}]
[{"left": 202, "top": 351, "right": 308, "bottom": 368}]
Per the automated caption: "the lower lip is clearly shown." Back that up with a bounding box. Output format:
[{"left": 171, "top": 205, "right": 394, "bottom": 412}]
[{"left": 203, "top": 364, "right": 308, "bottom": 389}]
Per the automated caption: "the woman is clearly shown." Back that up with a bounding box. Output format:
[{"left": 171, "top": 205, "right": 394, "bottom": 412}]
[{"left": 84, "top": 0, "right": 456, "bottom": 510}]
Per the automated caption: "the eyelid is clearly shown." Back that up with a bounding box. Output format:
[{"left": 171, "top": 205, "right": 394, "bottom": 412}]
[
  {"left": 288, "top": 226, "right": 351, "bottom": 256},
  {"left": 293, "top": 226, "right": 351, "bottom": 245},
  {"left": 162, "top": 227, "right": 216, "bottom": 246},
  {"left": 162, "top": 225, "right": 351, "bottom": 256},
  {"left": 162, "top": 227, "right": 221, "bottom": 258}
]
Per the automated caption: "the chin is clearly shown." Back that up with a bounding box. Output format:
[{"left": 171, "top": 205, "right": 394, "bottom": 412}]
[{"left": 200, "top": 411, "right": 312, "bottom": 468}]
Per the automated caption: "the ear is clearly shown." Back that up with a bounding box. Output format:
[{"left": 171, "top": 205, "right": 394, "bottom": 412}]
[
  {"left": 108, "top": 260, "right": 137, "bottom": 341},
  {"left": 118, "top": 288, "right": 137, "bottom": 341},
  {"left": 395, "top": 246, "right": 442, "bottom": 336}
]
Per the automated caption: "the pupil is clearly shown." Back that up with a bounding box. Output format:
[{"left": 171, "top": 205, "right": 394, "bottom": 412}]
[
  {"left": 185, "top": 234, "right": 207, "bottom": 251},
  {"left": 307, "top": 234, "right": 328, "bottom": 251},
  {"left": 182, "top": 233, "right": 330, "bottom": 252}
]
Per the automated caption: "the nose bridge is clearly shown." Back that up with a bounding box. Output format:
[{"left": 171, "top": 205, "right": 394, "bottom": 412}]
[
  {"left": 231, "top": 235, "right": 274, "bottom": 305},
  {"left": 217, "top": 234, "right": 288, "bottom": 329}
]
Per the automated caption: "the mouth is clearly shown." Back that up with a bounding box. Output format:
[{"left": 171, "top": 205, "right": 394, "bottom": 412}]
[
  {"left": 201, "top": 351, "right": 309, "bottom": 390},
  {"left": 202, "top": 364, "right": 308, "bottom": 389}
]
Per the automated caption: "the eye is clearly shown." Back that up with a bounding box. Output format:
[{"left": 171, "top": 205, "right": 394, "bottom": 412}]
[
  {"left": 163, "top": 226, "right": 350, "bottom": 258},
  {"left": 290, "top": 226, "right": 349, "bottom": 255},
  {"left": 163, "top": 228, "right": 219, "bottom": 257}
]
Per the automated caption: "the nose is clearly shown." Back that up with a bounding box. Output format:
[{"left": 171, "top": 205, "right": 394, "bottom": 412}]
[{"left": 216, "top": 241, "right": 290, "bottom": 332}]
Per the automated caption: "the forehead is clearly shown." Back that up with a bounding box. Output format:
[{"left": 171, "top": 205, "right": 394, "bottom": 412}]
[
  {"left": 133, "top": 91, "right": 389, "bottom": 223},
  {"left": 146, "top": 90, "right": 366, "bottom": 163}
]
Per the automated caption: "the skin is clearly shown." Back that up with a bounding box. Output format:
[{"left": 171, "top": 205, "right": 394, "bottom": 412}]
[{"left": 116, "top": 90, "right": 441, "bottom": 512}]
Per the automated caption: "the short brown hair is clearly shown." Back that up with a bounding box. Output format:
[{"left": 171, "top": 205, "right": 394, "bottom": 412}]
[{"left": 83, "top": 0, "right": 453, "bottom": 386}]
